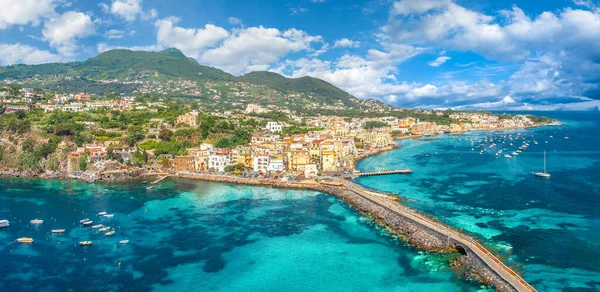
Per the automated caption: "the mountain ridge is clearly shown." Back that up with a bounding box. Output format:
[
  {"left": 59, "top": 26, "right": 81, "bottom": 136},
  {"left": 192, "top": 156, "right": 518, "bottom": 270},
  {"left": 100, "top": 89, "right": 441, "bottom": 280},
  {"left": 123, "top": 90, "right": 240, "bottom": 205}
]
[{"left": 0, "top": 48, "right": 391, "bottom": 111}]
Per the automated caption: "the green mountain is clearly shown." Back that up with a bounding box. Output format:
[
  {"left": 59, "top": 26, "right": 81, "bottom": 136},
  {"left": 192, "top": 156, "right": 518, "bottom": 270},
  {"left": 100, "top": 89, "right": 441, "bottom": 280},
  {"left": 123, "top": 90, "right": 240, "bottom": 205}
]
[
  {"left": 0, "top": 48, "right": 391, "bottom": 110},
  {"left": 0, "top": 48, "right": 233, "bottom": 81},
  {"left": 238, "top": 71, "right": 358, "bottom": 106}
]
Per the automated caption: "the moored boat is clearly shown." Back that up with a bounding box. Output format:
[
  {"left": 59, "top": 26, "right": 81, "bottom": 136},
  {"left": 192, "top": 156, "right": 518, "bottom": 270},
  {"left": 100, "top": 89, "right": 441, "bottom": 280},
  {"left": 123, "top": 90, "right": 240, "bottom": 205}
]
[
  {"left": 91, "top": 224, "right": 103, "bottom": 229},
  {"left": 504, "top": 154, "right": 512, "bottom": 158},
  {"left": 98, "top": 212, "right": 107, "bottom": 216},
  {"left": 30, "top": 219, "right": 43, "bottom": 224},
  {"left": 99, "top": 227, "right": 110, "bottom": 232},
  {"left": 0, "top": 219, "right": 9, "bottom": 228},
  {"left": 17, "top": 237, "right": 34, "bottom": 243},
  {"left": 82, "top": 221, "right": 93, "bottom": 226},
  {"left": 79, "top": 241, "right": 92, "bottom": 246},
  {"left": 51, "top": 229, "right": 65, "bottom": 234},
  {"left": 105, "top": 231, "right": 115, "bottom": 236},
  {"left": 119, "top": 240, "right": 129, "bottom": 244},
  {"left": 79, "top": 218, "right": 90, "bottom": 223},
  {"left": 103, "top": 214, "right": 114, "bottom": 218}
]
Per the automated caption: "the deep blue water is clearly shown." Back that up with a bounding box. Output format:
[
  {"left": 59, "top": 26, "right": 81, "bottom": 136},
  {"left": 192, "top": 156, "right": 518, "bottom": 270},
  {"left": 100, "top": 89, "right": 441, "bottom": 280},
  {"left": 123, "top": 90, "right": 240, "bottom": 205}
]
[
  {"left": 357, "top": 111, "right": 600, "bottom": 291},
  {"left": 1, "top": 111, "right": 598, "bottom": 291}
]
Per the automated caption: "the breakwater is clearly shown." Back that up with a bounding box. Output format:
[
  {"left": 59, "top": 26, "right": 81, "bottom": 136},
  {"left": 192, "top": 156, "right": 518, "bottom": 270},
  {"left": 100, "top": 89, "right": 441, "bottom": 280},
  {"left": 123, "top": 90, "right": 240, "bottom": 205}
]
[{"left": 175, "top": 172, "right": 535, "bottom": 292}]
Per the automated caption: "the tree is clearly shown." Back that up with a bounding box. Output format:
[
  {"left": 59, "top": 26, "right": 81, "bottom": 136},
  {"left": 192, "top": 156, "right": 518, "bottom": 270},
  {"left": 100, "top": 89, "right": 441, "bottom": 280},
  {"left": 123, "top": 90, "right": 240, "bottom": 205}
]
[
  {"left": 159, "top": 128, "right": 173, "bottom": 141},
  {"left": 79, "top": 155, "right": 88, "bottom": 171},
  {"left": 21, "top": 137, "right": 35, "bottom": 153}
]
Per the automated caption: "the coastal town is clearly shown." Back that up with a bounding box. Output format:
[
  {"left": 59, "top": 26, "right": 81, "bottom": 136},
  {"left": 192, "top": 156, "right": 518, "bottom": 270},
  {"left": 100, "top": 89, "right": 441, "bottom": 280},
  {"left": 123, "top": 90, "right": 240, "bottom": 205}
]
[{"left": 0, "top": 86, "right": 555, "bottom": 182}]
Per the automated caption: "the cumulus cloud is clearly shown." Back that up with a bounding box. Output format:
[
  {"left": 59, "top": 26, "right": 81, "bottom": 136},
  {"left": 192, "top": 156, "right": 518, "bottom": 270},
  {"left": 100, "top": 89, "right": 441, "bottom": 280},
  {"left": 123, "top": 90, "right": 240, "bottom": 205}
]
[
  {"left": 333, "top": 38, "right": 360, "bottom": 48},
  {"left": 0, "top": 43, "right": 62, "bottom": 65},
  {"left": 0, "top": 0, "right": 56, "bottom": 29},
  {"left": 103, "top": 0, "right": 156, "bottom": 21},
  {"left": 42, "top": 11, "right": 95, "bottom": 56},
  {"left": 155, "top": 17, "right": 229, "bottom": 58},
  {"left": 428, "top": 56, "right": 451, "bottom": 67},
  {"left": 200, "top": 27, "right": 323, "bottom": 75}
]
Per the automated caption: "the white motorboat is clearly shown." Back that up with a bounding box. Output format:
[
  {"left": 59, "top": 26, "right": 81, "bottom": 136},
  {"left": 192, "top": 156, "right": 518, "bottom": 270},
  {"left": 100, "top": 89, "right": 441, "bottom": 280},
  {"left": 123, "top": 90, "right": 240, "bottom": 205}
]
[{"left": 30, "top": 219, "right": 43, "bottom": 225}]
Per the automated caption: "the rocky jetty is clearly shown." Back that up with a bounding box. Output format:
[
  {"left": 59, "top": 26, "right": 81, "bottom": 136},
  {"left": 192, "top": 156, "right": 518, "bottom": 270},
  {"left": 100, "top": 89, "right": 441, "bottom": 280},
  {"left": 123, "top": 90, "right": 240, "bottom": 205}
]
[{"left": 176, "top": 172, "right": 526, "bottom": 292}]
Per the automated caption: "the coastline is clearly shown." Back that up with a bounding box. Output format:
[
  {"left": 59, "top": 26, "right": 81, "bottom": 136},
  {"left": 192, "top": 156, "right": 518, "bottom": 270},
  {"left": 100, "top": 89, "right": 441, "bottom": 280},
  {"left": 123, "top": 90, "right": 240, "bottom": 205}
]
[{"left": 0, "top": 125, "right": 554, "bottom": 291}]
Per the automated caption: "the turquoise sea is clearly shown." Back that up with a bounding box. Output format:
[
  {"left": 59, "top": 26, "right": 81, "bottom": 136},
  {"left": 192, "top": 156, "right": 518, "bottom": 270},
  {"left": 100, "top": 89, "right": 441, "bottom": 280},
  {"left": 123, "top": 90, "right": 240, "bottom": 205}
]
[{"left": 1, "top": 111, "right": 598, "bottom": 291}]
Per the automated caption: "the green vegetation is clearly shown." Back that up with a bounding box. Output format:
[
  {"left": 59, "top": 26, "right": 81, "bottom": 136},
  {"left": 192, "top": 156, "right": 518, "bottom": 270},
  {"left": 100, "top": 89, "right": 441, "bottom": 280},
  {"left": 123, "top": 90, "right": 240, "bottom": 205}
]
[{"left": 364, "top": 121, "right": 388, "bottom": 129}]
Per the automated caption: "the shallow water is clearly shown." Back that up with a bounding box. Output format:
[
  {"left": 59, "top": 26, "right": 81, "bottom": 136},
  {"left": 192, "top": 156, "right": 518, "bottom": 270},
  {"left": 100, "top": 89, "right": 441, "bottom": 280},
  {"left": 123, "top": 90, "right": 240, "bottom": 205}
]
[
  {"left": 0, "top": 177, "right": 485, "bottom": 291},
  {"left": 357, "top": 111, "right": 600, "bottom": 291}
]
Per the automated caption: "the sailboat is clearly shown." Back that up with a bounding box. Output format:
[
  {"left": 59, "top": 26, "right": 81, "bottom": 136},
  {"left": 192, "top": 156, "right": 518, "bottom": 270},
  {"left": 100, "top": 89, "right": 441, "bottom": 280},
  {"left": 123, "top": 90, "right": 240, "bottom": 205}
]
[{"left": 534, "top": 151, "right": 550, "bottom": 178}]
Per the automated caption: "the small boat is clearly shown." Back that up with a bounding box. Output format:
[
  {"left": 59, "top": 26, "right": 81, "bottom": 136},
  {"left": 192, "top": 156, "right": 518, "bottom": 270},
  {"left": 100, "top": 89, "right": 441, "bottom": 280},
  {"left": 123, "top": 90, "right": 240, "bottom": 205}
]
[
  {"left": 79, "top": 241, "right": 92, "bottom": 246},
  {"left": 98, "top": 212, "right": 107, "bottom": 216},
  {"left": 17, "top": 237, "right": 34, "bottom": 243},
  {"left": 82, "top": 221, "right": 93, "bottom": 226},
  {"left": 79, "top": 218, "right": 90, "bottom": 223},
  {"left": 30, "top": 219, "right": 43, "bottom": 225},
  {"left": 119, "top": 240, "right": 129, "bottom": 244},
  {"left": 549, "top": 136, "right": 553, "bottom": 139},
  {"left": 105, "top": 231, "right": 115, "bottom": 236},
  {"left": 51, "top": 229, "right": 65, "bottom": 234},
  {"left": 103, "top": 214, "right": 114, "bottom": 218},
  {"left": 534, "top": 151, "right": 551, "bottom": 178},
  {"left": 504, "top": 154, "right": 512, "bottom": 159},
  {"left": 0, "top": 219, "right": 9, "bottom": 228},
  {"left": 91, "top": 224, "right": 103, "bottom": 229},
  {"left": 99, "top": 227, "right": 110, "bottom": 232},
  {"left": 564, "top": 136, "right": 569, "bottom": 140}
]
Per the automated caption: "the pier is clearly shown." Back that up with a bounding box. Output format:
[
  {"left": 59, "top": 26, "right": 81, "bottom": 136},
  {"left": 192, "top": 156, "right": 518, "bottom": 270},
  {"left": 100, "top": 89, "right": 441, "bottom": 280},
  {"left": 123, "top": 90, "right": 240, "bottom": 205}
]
[
  {"left": 150, "top": 175, "right": 169, "bottom": 185},
  {"left": 355, "top": 169, "right": 412, "bottom": 177},
  {"left": 175, "top": 172, "right": 535, "bottom": 292}
]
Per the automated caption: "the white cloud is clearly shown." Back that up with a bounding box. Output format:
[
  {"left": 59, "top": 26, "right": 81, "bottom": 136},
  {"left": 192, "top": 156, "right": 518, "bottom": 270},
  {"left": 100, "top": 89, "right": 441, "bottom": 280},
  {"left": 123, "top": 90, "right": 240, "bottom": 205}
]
[
  {"left": 0, "top": 0, "right": 56, "bottom": 29},
  {"left": 333, "top": 38, "right": 360, "bottom": 48},
  {"left": 311, "top": 0, "right": 326, "bottom": 3},
  {"left": 109, "top": 0, "right": 142, "bottom": 21},
  {"left": 42, "top": 11, "right": 95, "bottom": 56},
  {"left": 290, "top": 7, "right": 308, "bottom": 15},
  {"left": 0, "top": 43, "right": 61, "bottom": 65},
  {"left": 428, "top": 56, "right": 450, "bottom": 67},
  {"left": 228, "top": 17, "right": 242, "bottom": 25},
  {"left": 104, "top": 29, "right": 136, "bottom": 39},
  {"left": 200, "top": 27, "right": 323, "bottom": 75},
  {"left": 155, "top": 17, "right": 229, "bottom": 59}
]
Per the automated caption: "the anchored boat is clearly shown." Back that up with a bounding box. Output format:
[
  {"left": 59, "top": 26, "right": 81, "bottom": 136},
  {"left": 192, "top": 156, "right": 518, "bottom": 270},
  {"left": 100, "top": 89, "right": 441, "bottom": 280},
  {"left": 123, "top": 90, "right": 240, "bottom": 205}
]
[
  {"left": 79, "top": 241, "right": 92, "bottom": 246},
  {"left": 534, "top": 151, "right": 551, "bottom": 178},
  {"left": 51, "top": 229, "right": 65, "bottom": 234},
  {"left": 0, "top": 219, "right": 9, "bottom": 228},
  {"left": 30, "top": 219, "right": 43, "bottom": 224},
  {"left": 17, "top": 237, "right": 34, "bottom": 243}
]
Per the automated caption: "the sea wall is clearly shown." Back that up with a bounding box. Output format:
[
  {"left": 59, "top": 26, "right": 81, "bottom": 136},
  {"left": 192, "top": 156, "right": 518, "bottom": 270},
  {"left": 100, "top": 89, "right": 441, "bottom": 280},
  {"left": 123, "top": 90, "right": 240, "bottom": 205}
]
[{"left": 175, "top": 173, "right": 521, "bottom": 292}]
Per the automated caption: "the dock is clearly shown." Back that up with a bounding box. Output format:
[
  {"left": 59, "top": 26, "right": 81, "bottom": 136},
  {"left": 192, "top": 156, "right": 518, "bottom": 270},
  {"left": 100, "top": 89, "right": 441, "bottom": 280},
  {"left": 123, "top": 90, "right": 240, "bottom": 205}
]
[
  {"left": 150, "top": 175, "right": 169, "bottom": 185},
  {"left": 356, "top": 169, "right": 412, "bottom": 177}
]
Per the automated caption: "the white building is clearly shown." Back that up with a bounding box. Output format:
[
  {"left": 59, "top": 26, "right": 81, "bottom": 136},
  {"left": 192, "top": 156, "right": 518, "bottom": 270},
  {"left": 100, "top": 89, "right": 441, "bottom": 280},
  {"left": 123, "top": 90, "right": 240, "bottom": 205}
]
[
  {"left": 304, "top": 164, "right": 318, "bottom": 178},
  {"left": 252, "top": 155, "right": 269, "bottom": 172},
  {"left": 265, "top": 122, "right": 282, "bottom": 133},
  {"left": 208, "top": 152, "right": 232, "bottom": 172},
  {"left": 268, "top": 158, "right": 285, "bottom": 172}
]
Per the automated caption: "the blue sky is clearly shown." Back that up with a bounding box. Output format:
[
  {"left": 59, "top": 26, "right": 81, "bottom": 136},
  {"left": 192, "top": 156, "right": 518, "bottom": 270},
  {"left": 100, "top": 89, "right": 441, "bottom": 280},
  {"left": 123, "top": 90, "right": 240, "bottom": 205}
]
[{"left": 1, "top": 0, "right": 600, "bottom": 110}]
